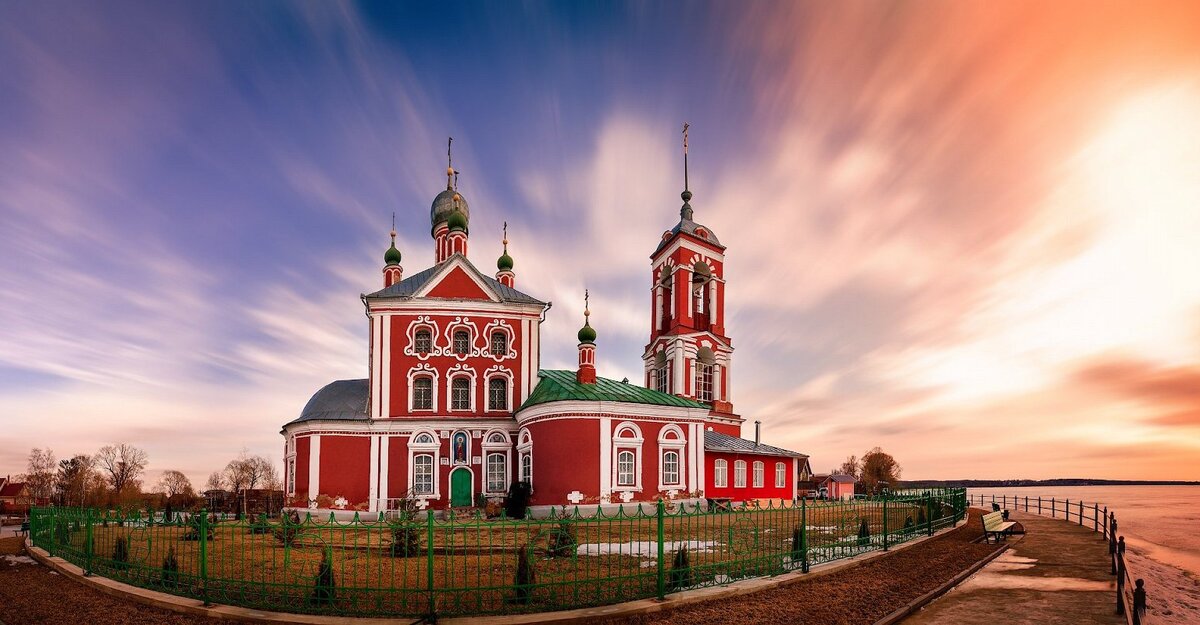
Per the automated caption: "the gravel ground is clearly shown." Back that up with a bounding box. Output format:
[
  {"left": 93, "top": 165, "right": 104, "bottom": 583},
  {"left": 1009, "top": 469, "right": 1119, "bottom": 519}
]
[
  {"left": 0, "top": 536, "right": 235, "bottom": 625},
  {"left": 604, "top": 508, "right": 999, "bottom": 625}
]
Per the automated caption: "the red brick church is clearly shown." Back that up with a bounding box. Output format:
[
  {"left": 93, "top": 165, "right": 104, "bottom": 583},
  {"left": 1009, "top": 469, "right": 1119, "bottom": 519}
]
[{"left": 281, "top": 136, "right": 810, "bottom": 514}]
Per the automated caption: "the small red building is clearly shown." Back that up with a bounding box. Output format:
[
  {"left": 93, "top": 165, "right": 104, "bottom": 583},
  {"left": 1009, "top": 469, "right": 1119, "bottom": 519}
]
[
  {"left": 281, "top": 140, "right": 808, "bottom": 514},
  {"left": 818, "top": 474, "right": 857, "bottom": 500},
  {"left": 0, "top": 476, "right": 32, "bottom": 514}
]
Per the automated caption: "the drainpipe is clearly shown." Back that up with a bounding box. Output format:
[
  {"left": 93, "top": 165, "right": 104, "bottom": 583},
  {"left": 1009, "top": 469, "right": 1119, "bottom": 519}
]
[{"left": 754, "top": 420, "right": 761, "bottom": 446}]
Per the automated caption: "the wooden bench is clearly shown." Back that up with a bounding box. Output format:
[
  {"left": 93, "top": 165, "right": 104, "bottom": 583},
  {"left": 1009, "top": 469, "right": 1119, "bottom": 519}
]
[{"left": 982, "top": 510, "right": 1017, "bottom": 543}]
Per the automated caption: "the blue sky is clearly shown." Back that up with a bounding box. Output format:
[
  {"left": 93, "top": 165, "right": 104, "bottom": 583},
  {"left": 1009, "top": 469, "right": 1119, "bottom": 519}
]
[{"left": 3, "top": 1, "right": 1200, "bottom": 486}]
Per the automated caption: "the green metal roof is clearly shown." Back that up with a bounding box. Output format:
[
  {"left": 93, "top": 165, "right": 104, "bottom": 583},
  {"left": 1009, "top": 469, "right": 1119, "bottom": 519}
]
[{"left": 520, "top": 369, "right": 708, "bottom": 410}]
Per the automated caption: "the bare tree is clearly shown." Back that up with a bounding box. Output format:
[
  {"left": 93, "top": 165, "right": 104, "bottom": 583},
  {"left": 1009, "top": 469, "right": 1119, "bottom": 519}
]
[
  {"left": 55, "top": 455, "right": 97, "bottom": 507},
  {"left": 222, "top": 452, "right": 279, "bottom": 516},
  {"left": 157, "top": 470, "right": 195, "bottom": 499},
  {"left": 859, "top": 447, "right": 902, "bottom": 495},
  {"left": 205, "top": 471, "right": 226, "bottom": 492},
  {"left": 22, "top": 447, "right": 57, "bottom": 502},
  {"left": 95, "top": 443, "right": 148, "bottom": 494},
  {"left": 835, "top": 455, "right": 860, "bottom": 480}
]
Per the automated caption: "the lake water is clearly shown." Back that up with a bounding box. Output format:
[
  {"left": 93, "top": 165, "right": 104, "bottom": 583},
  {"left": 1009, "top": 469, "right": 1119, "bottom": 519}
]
[{"left": 970, "top": 485, "right": 1200, "bottom": 577}]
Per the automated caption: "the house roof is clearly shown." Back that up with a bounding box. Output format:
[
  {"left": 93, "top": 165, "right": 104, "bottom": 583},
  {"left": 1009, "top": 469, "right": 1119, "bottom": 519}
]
[
  {"left": 520, "top": 370, "right": 708, "bottom": 410},
  {"left": 703, "top": 430, "right": 806, "bottom": 458},
  {"left": 825, "top": 474, "right": 857, "bottom": 484},
  {"left": 364, "top": 255, "right": 545, "bottom": 305},
  {"left": 0, "top": 481, "right": 28, "bottom": 497}
]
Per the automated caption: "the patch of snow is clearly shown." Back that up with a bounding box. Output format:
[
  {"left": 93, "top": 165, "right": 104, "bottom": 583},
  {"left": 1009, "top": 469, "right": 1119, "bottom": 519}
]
[
  {"left": 3, "top": 554, "right": 36, "bottom": 565},
  {"left": 576, "top": 540, "right": 721, "bottom": 558}
]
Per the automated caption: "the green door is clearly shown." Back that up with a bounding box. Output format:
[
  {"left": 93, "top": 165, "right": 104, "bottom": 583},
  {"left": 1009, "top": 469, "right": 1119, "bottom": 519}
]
[{"left": 450, "top": 468, "right": 473, "bottom": 507}]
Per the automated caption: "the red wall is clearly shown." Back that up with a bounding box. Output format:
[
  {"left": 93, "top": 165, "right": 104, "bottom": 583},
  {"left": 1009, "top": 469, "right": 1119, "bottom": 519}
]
[
  {"left": 528, "top": 419, "right": 599, "bottom": 506},
  {"left": 319, "top": 435, "right": 371, "bottom": 505},
  {"left": 295, "top": 436, "right": 311, "bottom": 498},
  {"left": 425, "top": 266, "right": 491, "bottom": 299},
  {"left": 705, "top": 451, "right": 794, "bottom": 502}
]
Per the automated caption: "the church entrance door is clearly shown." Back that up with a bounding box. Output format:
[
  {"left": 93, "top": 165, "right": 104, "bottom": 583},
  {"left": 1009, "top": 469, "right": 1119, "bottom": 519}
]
[{"left": 450, "top": 468, "right": 473, "bottom": 507}]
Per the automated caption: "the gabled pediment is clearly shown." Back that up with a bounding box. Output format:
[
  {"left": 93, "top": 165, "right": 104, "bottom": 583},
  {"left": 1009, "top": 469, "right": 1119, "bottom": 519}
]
[{"left": 413, "top": 255, "right": 501, "bottom": 302}]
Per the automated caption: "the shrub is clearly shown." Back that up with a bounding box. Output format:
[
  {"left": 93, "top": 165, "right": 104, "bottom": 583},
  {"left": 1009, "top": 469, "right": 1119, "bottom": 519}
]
[
  {"left": 511, "top": 543, "right": 536, "bottom": 605},
  {"left": 309, "top": 549, "right": 336, "bottom": 607},
  {"left": 505, "top": 481, "right": 532, "bottom": 520},
  {"left": 917, "top": 506, "right": 927, "bottom": 526},
  {"left": 388, "top": 521, "right": 422, "bottom": 558},
  {"left": 791, "top": 526, "right": 805, "bottom": 560},
  {"left": 112, "top": 534, "right": 130, "bottom": 570},
  {"left": 668, "top": 546, "right": 694, "bottom": 591},
  {"left": 546, "top": 520, "right": 576, "bottom": 558},
  {"left": 180, "top": 515, "right": 214, "bottom": 542},
  {"left": 163, "top": 501, "right": 174, "bottom": 524},
  {"left": 248, "top": 514, "right": 272, "bottom": 535},
  {"left": 274, "top": 516, "right": 303, "bottom": 547},
  {"left": 903, "top": 515, "right": 915, "bottom": 534},
  {"left": 857, "top": 518, "right": 870, "bottom": 547},
  {"left": 161, "top": 547, "right": 179, "bottom": 587},
  {"left": 54, "top": 518, "right": 70, "bottom": 546}
]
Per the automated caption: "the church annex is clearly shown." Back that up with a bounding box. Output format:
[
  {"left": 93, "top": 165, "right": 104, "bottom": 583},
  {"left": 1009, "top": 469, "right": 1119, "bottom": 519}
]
[{"left": 281, "top": 134, "right": 811, "bottom": 514}]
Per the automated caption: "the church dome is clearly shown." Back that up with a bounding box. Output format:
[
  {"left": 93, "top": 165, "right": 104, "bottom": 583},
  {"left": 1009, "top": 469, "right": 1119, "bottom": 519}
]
[
  {"left": 430, "top": 189, "right": 470, "bottom": 231},
  {"left": 497, "top": 251, "right": 514, "bottom": 271},
  {"left": 384, "top": 242, "right": 402, "bottom": 266},
  {"left": 447, "top": 210, "right": 468, "bottom": 232},
  {"left": 577, "top": 320, "right": 596, "bottom": 344}
]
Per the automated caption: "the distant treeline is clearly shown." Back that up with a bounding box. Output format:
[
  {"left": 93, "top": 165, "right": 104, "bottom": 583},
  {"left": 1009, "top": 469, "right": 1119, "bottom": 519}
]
[{"left": 901, "top": 478, "right": 1200, "bottom": 488}]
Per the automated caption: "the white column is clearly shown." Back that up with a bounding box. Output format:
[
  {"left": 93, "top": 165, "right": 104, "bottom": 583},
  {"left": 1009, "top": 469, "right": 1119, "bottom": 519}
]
[
  {"left": 371, "top": 315, "right": 382, "bottom": 417},
  {"left": 381, "top": 315, "right": 391, "bottom": 417},
  {"left": 709, "top": 282, "right": 718, "bottom": 324},
  {"left": 368, "top": 435, "right": 380, "bottom": 512},
  {"left": 521, "top": 318, "right": 532, "bottom": 402},
  {"left": 308, "top": 435, "right": 321, "bottom": 503},
  {"left": 654, "top": 285, "right": 663, "bottom": 331},
  {"left": 713, "top": 364, "right": 722, "bottom": 403},
  {"left": 673, "top": 340, "right": 685, "bottom": 394}
]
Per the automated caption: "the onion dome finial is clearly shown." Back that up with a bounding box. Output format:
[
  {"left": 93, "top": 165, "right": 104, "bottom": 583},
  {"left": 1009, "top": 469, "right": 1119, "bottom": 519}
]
[
  {"left": 577, "top": 289, "right": 597, "bottom": 343},
  {"left": 497, "top": 221, "right": 514, "bottom": 271},
  {"left": 680, "top": 122, "right": 694, "bottom": 221},
  {"left": 384, "top": 213, "right": 402, "bottom": 265}
]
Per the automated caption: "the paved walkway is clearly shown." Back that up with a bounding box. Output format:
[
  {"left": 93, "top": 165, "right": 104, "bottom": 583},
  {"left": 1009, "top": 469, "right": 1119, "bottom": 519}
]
[{"left": 905, "top": 511, "right": 1124, "bottom": 625}]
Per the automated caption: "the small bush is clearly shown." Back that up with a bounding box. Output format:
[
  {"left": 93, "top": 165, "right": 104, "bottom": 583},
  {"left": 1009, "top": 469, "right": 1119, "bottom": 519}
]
[
  {"left": 274, "top": 517, "right": 303, "bottom": 547},
  {"left": 857, "top": 518, "right": 870, "bottom": 547},
  {"left": 388, "top": 522, "right": 422, "bottom": 558},
  {"left": 112, "top": 534, "right": 130, "bottom": 570},
  {"left": 248, "top": 514, "right": 272, "bottom": 535},
  {"left": 903, "top": 515, "right": 915, "bottom": 534},
  {"left": 54, "top": 518, "right": 70, "bottom": 545},
  {"left": 163, "top": 502, "right": 174, "bottom": 524},
  {"left": 505, "top": 481, "right": 532, "bottom": 520},
  {"left": 161, "top": 547, "right": 179, "bottom": 587},
  {"left": 309, "top": 549, "right": 336, "bottom": 607},
  {"left": 546, "top": 521, "right": 576, "bottom": 558},
  {"left": 668, "top": 546, "right": 694, "bottom": 591},
  {"left": 917, "top": 506, "right": 927, "bottom": 526},
  {"left": 791, "top": 526, "right": 805, "bottom": 560},
  {"left": 180, "top": 515, "right": 214, "bottom": 542},
  {"left": 511, "top": 543, "right": 536, "bottom": 605}
]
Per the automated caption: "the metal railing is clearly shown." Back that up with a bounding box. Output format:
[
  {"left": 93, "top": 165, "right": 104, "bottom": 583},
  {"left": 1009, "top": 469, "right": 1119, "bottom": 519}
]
[
  {"left": 29, "top": 488, "right": 965, "bottom": 618},
  {"left": 967, "top": 493, "right": 1149, "bottom": 625}
]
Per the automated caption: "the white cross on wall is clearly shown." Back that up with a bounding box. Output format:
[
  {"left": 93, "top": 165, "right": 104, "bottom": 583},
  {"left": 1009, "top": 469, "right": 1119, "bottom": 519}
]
[
  {"left": 414, "top": 499, "right": 429, "bottom": 511},
  {"left": 619, "top": 491, "right": 634, "bottom": 503},
  {"left": 566, "top": 491, "right": 585, "bottom": 504}
]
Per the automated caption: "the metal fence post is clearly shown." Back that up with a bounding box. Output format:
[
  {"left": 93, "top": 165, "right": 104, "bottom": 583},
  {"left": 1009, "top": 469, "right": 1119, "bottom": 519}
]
[
  {"left": 1038, "top": 496, "right": 1042, "bottom": 515},
  {"left": 1093, "top": 503, "right": 1099, "bottom": 532},
  {"left": 1133, "top": 578, "right": 1146, "bottom": 625},
  {"left": 426, "top": 509, "right": 435, "bottom": 618},
  {"left": 1051, "top": 498, "right": 1056, "bottom": 518},
  {"left": 656, "top": 499, "right": 665, "bottom": 599},
  {"left": 1103, "top": 506, "right": 1108, "bottom": 538},
  {"left": 84, "top": 509, "right": 94, "bottom": 576},
  {"left": 800, "top": 497, "right": 809, "bottom": 573},
  {"left": 1079, "top": 500, "right": 1084, "bottom": 526},
  {"left": 882, "top": 493, "right": 889, "bottom": 551},
  {"left": 926, "top": 491, "right": 933, "bottom": 537},
  {"left": 198, "top": 509, "right": 210, "bottom": 606},
  {"left": 1117, "top": 537, "right": 1127, "bottom": 616}
]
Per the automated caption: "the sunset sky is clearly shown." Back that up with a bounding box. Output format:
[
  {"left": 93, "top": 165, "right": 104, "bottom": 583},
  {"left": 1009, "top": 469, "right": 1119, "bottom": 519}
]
[{"left": 3, "top": 1, "right": 1200, "bottom": 487}]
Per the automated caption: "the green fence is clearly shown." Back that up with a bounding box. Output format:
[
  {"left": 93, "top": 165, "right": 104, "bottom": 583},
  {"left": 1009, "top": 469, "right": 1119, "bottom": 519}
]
[{"left": 31, "top": 488, "right": 965, "bottom": 618}]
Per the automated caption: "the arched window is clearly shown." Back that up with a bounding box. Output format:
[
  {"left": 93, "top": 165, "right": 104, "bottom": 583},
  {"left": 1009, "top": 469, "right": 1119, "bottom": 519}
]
[
  {"left": 520, "top": 453, "right": 532, "bottom": 484},
  {"left": 412, "top": 432, "right": 435, "bottom": 445},
  {"left": 714, "top": 459, "right": 728, "bottom": 488},
  {"left": 734, "top": 460, "right": 747, "bottom": 488},
  {"left": 653, "top": 351, "right": 670, "bottom": 394},
  {"left": 486, "top": 453, "right": 507, "bottom": 493},
  {"left": 487, "top": 432, "right": 507, "bottom": 444},
  {"left": 662, "top": 451, "right": 680, "bottom": 486},
  {"left": 488, "top": 377, "right": 508, "bottom": 411},
  {"left": 451, "top": 377, "right": 471, "bottom": 410},
  {"left": 414, "top": 329, "right": 432, "bottom": 354},
  {"left": 453, "top": 330, "right": 470, "bottom": 355},
  {"left": 412, "top": 377, "right": 433, "bottom": 410},
  {"left": 414, "top": 454, "right": 434, "bottom": 495},
  {"left": 617, "top": 451, "right": 636, "bottom": 486},
  {"left": 753, "top": 461, "right": 764, "bottom": 488},
  {"left": 694, "top": 347, "right": 716, "bottom": 402},
  {"left": 691, "top": 261, "right": 712, "bottom": 330},
  {"left": 775, "top": 462, "right": 786, "bottom": 488},
  {"left": 490, "top": 331, "right": 507, "bottom": 356}
]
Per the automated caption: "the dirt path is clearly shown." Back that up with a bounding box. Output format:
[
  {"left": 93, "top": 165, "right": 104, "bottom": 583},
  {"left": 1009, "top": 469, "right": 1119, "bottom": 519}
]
[
  {"left": 904, "top": 510, "right": 1125, "bottom": 625},
  {"left": 601, "top": 509, "right": 998, "bottom": 625},
  {"left": 0, "top": 536, "right": 234, "bottom": 625}
]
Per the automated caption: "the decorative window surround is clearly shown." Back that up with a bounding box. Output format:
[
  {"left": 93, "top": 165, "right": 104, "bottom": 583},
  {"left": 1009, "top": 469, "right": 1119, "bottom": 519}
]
[
  {"left": 408, "top": 429, "right": 441, "bottom": 498},
  {"left": 403, "top": 316, "right": 439, "bottom": 360},
  {"left": 734, "top": 460, "right": 747, "bottom": 488},
  {"left": 446, "top": 364, "right": 477, "bottom": 412},
  {"left": 517, "top": 428, "right": 533, "bottom": 488},
  {"left": 610, "top": 421, "right": 644, "bottom": 492},
  {"left": 484, "top": 365, "right": 514, "bottom": 412},
  {"left": 482, "top": 320, "right": 518, "bottom": 361},
  {"left": 775, "top": 462, "right": 786, "bottom": 488},
  {"left": 713, "top": 459, "right": 728, "bottom": 488},
  {"left": 442, "top": 317, "right": 481, "bottom": 361},
  {"left": 407, "top": 364, "right": 439, "bottom": 412},
  {"left": 753, "top": 461, "right": 764, "bottom": 488},
  {"left": 656, "top": 424, "right": 687, "bottom": 491},
  {"left": 482, "top": 429, "right": 512, "bottom": 494}
]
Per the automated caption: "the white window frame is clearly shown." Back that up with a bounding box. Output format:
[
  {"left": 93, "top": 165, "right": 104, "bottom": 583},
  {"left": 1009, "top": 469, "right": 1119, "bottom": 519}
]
[
  {"left": 775, "top": 462, "right": 786, "bottom": 488},
  {"left": 490, "top": 331, "right": 508, "bottom": 357},
  {"left": 617, "top": 451, "right": 636, "bottom": 487},
  {"left": 484, "top": 366, "right": 513, "bottom": 412},
  {"left": 413, "top": 454, "right": 435, "bottom": 495},
  {"left": 753, "top": 461, "right": 764, "bottom": 488},
  {"left": 446, "top": 365, "right": 476, "bottom": 412},
  {"left": 486, "top": 453, "right": 507, "bottom": 494},
  {"left": 713, "top": 459, "right": 728, "bottom": 488},
  {"left": 403, "top": 317, "right": 439, "bottom": 359},
  {"left": 517, "top": 428, "right": 533, "bottom": 488},
  {"left": 414, "top": 328, "right": 433, "bottom": 355},
  {"left": 695, "top": 362, "right": 714, "bottom": 402},
  {"left": 654, "top": 365, "right": 670, "bottom": 394},
  {"left": 481, "top": 429, "right": 512, "bottom": 494},
  {"left": 481, "top": 320, "right": 516, "bottom": 361},
  {"left": 610, "top": 422, "right": 644, "bottom": 492},
  {"left": 734, "top": 460, "right": 747, "bottom": 488},
  {"left": 407, "top": 364, "right": 438, "bottom": 412},
  {"left": 656, "top": 424, "right": 687, "bottom": 491},
  {"left": 662, "top": 451, "right": 680, "bottom": 487},
  {"left": 442, "top": 318, "right": 480, "bottom": 361},
  {"left": 408, "top": 429, "right": 441, "bottom": 498}
]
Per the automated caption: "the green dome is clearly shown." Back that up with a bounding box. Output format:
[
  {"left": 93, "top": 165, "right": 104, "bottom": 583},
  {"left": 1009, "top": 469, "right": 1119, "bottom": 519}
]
[
  {"left": 384, "top": 243, "right": 402, "bottom": 266},
  {"left": 497, "top": 252, "right": 514, "bottom": 272},
  {"left": 577, "top": 320, "right": 596, "bottom": 344},
  {"left": 447, "top": 210, "right": 468, "bottom": 232}
]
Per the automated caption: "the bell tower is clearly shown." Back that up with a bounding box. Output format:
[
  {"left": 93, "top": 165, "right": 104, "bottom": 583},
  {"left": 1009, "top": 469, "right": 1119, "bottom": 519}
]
[{"left": 643, "top": 124, "right": 738, "bottom": 431}]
